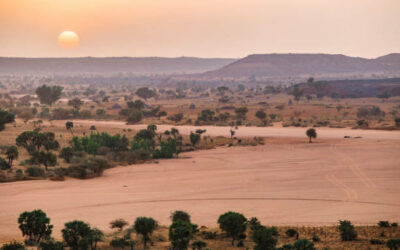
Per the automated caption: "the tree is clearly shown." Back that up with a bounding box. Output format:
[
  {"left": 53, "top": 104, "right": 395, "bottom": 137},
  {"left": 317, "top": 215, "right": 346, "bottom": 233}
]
[
  {"left": 169, "top": 220, "right": 193, "bottom": 250},
  {"left": 134, "top": 217, "right": 157, "bottom": 248},
  {"left": 0, "top": 157, "right": 10, "bottom": 170},
  {"left": 66, "top": 121, "right": 74, "bottom": 136},
  {"left": 191, "top": 240, "right": 206, "bottom": 250},
  {"left": 395, "top": 117, "right": 400, "bottom": 128},
  {"left": 59, "top": 147, "right": 73, "bottom": 163},
  {"left": 291, "top": 87, "right": 304, "bottom": 102},
  {"left": 234, "top": 107, "right": 248, "bottom": 120},
  {"left": 35, "top": 85, "right": 63, "bottom": 106},
  {"left": 68, "top": 98, "right": 84, "bottom": 111},
  {"left": 88, "top": 228, "right": 103, "bottom": 250},
  {"left": 62, "top": 220, "right": 92, "bottom": 250},
  {"left": 217, "top": 211, "right": 247, "bottom": 246},
  {"left": 293, "top": 239, "right": 315, "bottom": 250},
  {"left": 110, "top": 218, "right": 128, "bottom": 231},
  {"left": 127, "top": 100, "right": 145, "bottom": 110},
  {"left": 33, "top": 151, "right": 57, "bottom": 170},
  {"left": 0, "top": 109, "right": 15, "bottom": 131},
  {"left": 338, "top": 220, "right": 357, "bottom": 241},
  {"left": 136, "top": 87, "right": 155, "bottom": 100},
  {"left": 255, "top": 110, "right": 267, "bottom": 124},
  {"left": 252, "top": 227, "right": 277, "bottom": 250},
  {"left": 18, "top": 209, "right": 53, "bottom": 245},
  {"left": 5, "top": 146, "right": 18, "bottom": 168},
  {"left": 38, "top": 239, "right": 65, "bottom": 250},
  {"left": 126, "top": 110, "right": 143, "bottom": 124},
  {"left": 171, "top": 210, "right": 191, "bottom": 223},
  {"left": 190, "top": 132, "right": 200, "bottom": 147},
  {"left": 306, "top": 128, "right": 317, "bottom": 143}
]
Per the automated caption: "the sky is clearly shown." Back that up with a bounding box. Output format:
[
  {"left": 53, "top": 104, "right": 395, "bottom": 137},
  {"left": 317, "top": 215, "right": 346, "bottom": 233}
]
[{"left": 0, "top": 0, "right": 399, "bottom": 58}]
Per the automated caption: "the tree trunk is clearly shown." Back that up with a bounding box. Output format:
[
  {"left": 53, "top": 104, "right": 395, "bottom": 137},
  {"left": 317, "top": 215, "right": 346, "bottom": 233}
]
[{"left": 309, "top": 137, "right": 312, "bottom": 143}]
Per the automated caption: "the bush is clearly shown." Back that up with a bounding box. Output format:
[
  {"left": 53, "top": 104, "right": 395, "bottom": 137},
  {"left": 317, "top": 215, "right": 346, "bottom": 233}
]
[
  {"left": 338, "top": 220, "right": 357, "bottom": 241},
  {"left": 286, "top": 229, "right": 298, "bottom": 238},
  {"left": 293, "top": 239, "right": 315, "bottom": 250},
  {"left": 391, "top": 222, "right": 398, "bottom": 227},
  {"left": 252, "top": 227, "right": 277, "bottom": 250},
  {"left": 378, "top": 221, "right": 390, "bottom": 227},
  {"left": 67, "top": 157, "right": 110, "bottom": 179},
  {"left": 109, "top": 238, "right": 129, "bottom": 249},
  {"left": 370, "top": 239, "right": 384, "bottom": 245},
  {"left": 25, "top": 166, "right": 45, "bottom": 177},
  {"left": 0, "top": 241, "right": 26, "bottom": 250},
  {"left": 191, "top": 240, "right": 206, "bottom": 250},
  {"left": 387, "top": 239, "right": 400, "bottom": 250},
  {"left": 153, "top": 139, "right": 180, "bottom": 159},
  {"left": 38, "top": 240, "right": 65, "bottom": 250},
  {"left": 312, "top": 235, "right": 320, "bottom": 242},
  {"left": 169, "top": 220, "right": 193, "bottom": 250},
  {"left": 202, "top": 231, "right": 217, "bottom": 239}
]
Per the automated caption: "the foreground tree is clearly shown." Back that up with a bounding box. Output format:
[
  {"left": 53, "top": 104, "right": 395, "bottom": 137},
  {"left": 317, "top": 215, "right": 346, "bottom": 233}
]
[
  {"left": 217, "top": 211, "right": 247, "bottom": 246},
  {"left": 35, "top": 85, "right": 63, "bottom": 106},
  {"left": 0, "top": 109, "right": 15, "bottom": 131},
  {"left": 134, "top": 217, "right": 157, "bottom": 248},
  {"left": 18, "top": 210, "right": 53, "bottom": 245},
  {"left": 169, "top": 220, "right": 193, "bottom": 250},
  {"left": 306, "top": 128, "right": 317, "bottom": 143},
  {"left": 62, "top": 220, "right": 92, "bottom": 250}
]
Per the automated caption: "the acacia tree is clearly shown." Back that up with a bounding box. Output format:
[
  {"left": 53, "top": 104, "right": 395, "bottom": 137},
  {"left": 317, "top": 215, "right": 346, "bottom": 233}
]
[
  {"left": 136, "top": 87, "right": 155, "bottom": 100},
  {"left": 0, "top": 109, "right": 15, "bottom": 131},
  {"left": 134, "top": 217, "right": 158, "bottom": 248},
  {"left": 18, "top": 209, "right": 53, "bottom": 245},
  {"left": 217, "top": 211, "right": 247, "bottom": 246},
  {"left": 35, "top": 85, "right": 63, "bottom": 106},
  {"left": 66, "top": 121, "right": 74, "bottom": 136},
  {"left": 110, "top": 218, "right": 128, "bottom": 232},
  {"left": 62, "top": 220, "right": 92, "bottom": 250},
  {"left": 5, "top": 146, "right": 18, "bottom": 168},
  {"left": 306, "top": 128, "right": 317, "bottom": 143}
]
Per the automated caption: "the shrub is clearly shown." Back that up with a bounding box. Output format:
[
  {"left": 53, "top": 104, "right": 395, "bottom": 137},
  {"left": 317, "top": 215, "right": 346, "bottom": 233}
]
[
  {"left": 312, "top": 235, "right": 320, "bottom": 242},
  {"left": 370, "top": 239, "right": 384, "bottom": 245},
  {"left": 217, "top": 211, "right": 247, "bottom": 246},
  {"left": 338, "top": 220, "right": 357, "bottom": 241},
  {"left": 126, "top": 110, "right": 143, "bottom": 124},
  {"left": 387, "top": 239, "right": 400, "bottom": 250},
  {"left": 293, "top": 239, "right": 315, "bottom": 250},
  {"left": 59, "top": 147, "right": 74, "bottom": 163},
  {"left": 252, "top": 227, "right": 277, "bottom": 250},
  {"left": 286, "top": 229, "right": 299, "bottom": 238},
  {"left": 378, "top": 221, "right": 390, "bottom": 227},
  {"left": 153, "top": 139, "right": 180, "bottom": 159},
  {"left": 0, "top": 241, "right": 26, "bottom": 250},
  {"left": 38, "top": 240, "right": 64, "bottom": 250},
  {"left": 191, "top": 240, "right": 206, "bottom": 250},
  {"left": 392, "top": 222, "right": 398, "bottom": 227},
  {"left": 109, "top": 238, "right": 129, "bottom": 249},
  {"left": 67, "top": 157, "right": 110, "bottom": 179},
  {"left": 25, "top": 166, "right": 45, "bottom": 177},
  {"left": 357, "top": 106, "right": 385, "bottom": 119},
  {"left": 202, "top": 231, "right": 217, "bottom": 239}
]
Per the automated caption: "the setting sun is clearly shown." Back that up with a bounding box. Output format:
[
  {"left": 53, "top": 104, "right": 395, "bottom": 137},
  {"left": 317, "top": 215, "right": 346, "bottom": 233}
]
[{"left": 58, "top": 31, "right": 79, "bottom": 49}]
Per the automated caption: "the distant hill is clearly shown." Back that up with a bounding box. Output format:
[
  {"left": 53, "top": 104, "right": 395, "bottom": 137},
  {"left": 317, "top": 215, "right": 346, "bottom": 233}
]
[
  {"left": 202, "top": 53, "right": 400, "bottom": 78},
  {"left": 0, "top": 57, "right": 236, "bottom": 75}
]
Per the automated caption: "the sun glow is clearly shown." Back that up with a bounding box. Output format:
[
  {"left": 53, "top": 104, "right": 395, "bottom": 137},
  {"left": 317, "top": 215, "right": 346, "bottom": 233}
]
[{"left": 58, "top": 31, "right": 79, "bottom": 49}]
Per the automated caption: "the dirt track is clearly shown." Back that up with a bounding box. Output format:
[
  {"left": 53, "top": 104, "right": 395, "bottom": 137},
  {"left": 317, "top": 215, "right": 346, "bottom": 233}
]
[{"left": 1, "top": 123, "right": 400, "bottom": 241}]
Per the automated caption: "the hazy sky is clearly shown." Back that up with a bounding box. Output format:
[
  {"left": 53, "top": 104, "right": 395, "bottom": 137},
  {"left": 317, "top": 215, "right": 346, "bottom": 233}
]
[{"left": 1, "top": 0, "right": 399, "bottom": 58}]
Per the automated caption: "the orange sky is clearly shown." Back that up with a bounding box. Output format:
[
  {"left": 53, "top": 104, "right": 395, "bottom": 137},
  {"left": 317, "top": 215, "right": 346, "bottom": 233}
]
[{"left": 0, "top": 0, "right": 399, "bottom": 58}]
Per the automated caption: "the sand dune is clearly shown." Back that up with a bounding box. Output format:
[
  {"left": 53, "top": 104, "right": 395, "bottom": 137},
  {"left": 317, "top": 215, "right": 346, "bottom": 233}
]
[{"left": 1, "top": 126, "right": 399, "bottom": 241}]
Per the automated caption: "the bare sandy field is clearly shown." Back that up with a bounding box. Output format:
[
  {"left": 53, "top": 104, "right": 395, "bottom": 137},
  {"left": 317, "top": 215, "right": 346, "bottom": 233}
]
[{"left": 1, "top": 125, "right": 400, "bottom": 242}]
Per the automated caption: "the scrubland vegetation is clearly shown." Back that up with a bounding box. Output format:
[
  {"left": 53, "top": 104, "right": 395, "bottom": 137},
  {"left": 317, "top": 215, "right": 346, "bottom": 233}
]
[{"left": 2, "top": 209, "right": 399, "bottom": 250}]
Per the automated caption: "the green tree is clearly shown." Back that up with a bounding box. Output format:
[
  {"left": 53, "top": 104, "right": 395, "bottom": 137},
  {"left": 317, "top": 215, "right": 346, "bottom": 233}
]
[
  {"left": 35, "top": 85, "right": 63, "bottom": 106},
  {"left": 127, "top": 100, "right": 146, "bottom": 110},
  {"left": 306, "top": 128, "right": 317, "bottom": 143},
  {"left": 252, "top": 227, "right": 277, "bottom": 250},
  {"left": 169, "top": 220, "right": 193, "bottom": 250},
  {"left": 88, "top": 228, "right": 103, "bottom": 250},
  {"left": 0, "top": 109, "right": 15, "bottom": 131},
  {"left": 134, "top": 217, "right": 157, "bottom": 248},
  {"left": 191, "top": 240, "right": 206, "bottom": 250},
  {"left": 338, "top": 220, "right": 357, "bottom": 241},
  {"left": 255, "top": 110, "right": 267, "bottom": 124},
  {"left": 62, "top": 220, "right": 92, "bottom": 250},
  {"left": 0, "top": 157, "right": 10, "bottom": 170},
  {"left": 32, "top": 151, "right": 57, "bottom": 170},
  {"left": 65, "top": 121, "right": 74, "bottom": 136},
  {"left": 60, "top": 147, "right": 74, "bottom": 163},
  {"left": 110, "top": 219, "right": 128, "bottom": 232},
  {"left": 38, "top": 239, "right": 64, "bottom": 250},
  {"left": 18, "top": 209, "right": 53, "bottom": 245},
  {"left": 217, "top": 211, "right": 247, "bottom": 246},
  {"left": 136, "top": 87, "right": 155, "bottom": 100},
  {"left": 16, "top": 131, "right": 59, "bottom": 154},
  {"left": 190, "top": 132, "right": 200, "bottom": 147},
  {"left": 5, "top": 146, "right": 18, "bottom": 167},
  {"left": 171, "top": 210, "right": 191, "bottom": 223}
]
